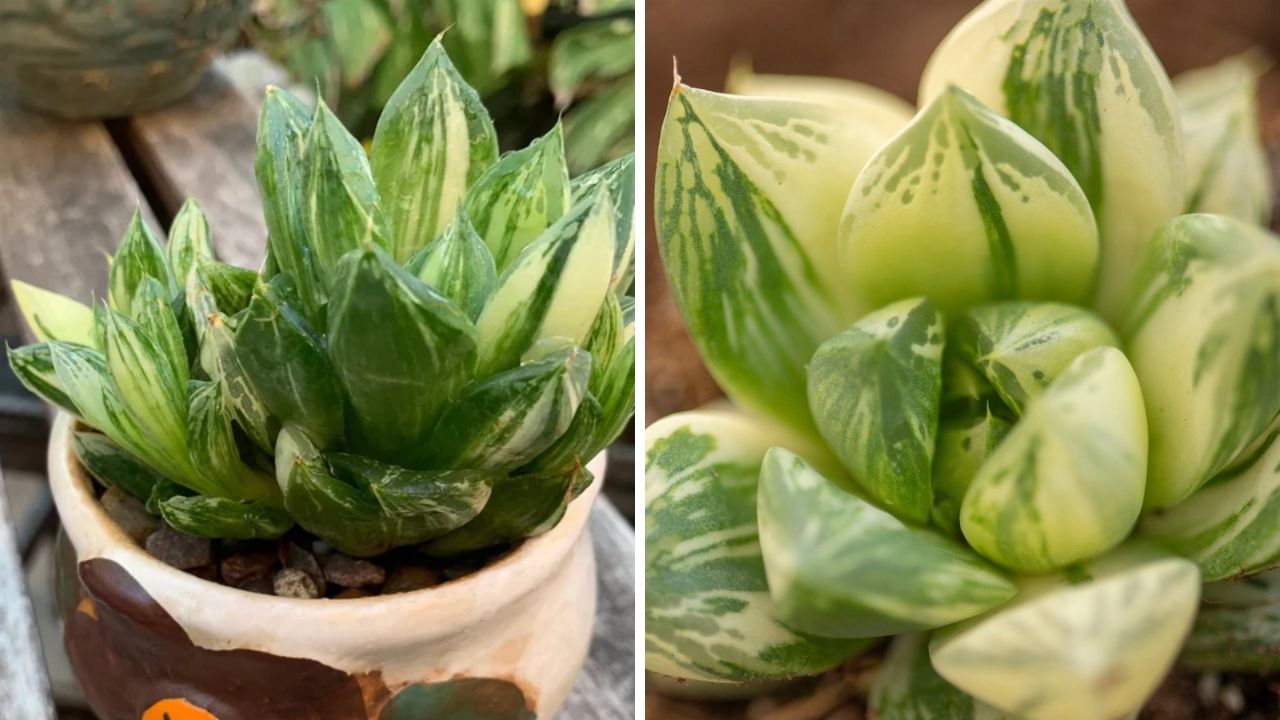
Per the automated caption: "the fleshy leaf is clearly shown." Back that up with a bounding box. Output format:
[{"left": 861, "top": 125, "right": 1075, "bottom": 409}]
[
  {"left": 919, "top": 0, "right": 1185, "bottom": 317},
  {"left": 9, "top": 344, "right": 79, "bottom": 415},
  {"left": 645, "top": 409, "right": 870, "bottom": 684},
  {"left": 656, "top": 84, "right": 917, "bottom": 434},
  {"left": 131, "top": 278, "right": 189, "bottom": 391},
  {"left": 1181, "top": 569, "right": 1280, "bottom": 671},
  {"left": 570, "top": 153, "right": 636, "bottom": 292},
  {"left": 464, "top": 123, "right": 571, "bottom": 270},
  {"left": 413, "top": 211, "right": 497, "bottom": 320},
  {"left": 807, "top": 297, "right": 944, "bottom": 524},
  {"left": 1121, "top": 214, "right": 1280, "bottom": 508},
  {"left": 520, "top": 394, "right": 603, "bottom": 475},
  {"left": 49, "top": 342, "right": 159, "bottom": 476},
  {"left": 725, "top": 62, "right": 915, "bottom": 138},
  {"left": 371, "top": 38, "right": 499, "bottom": 261},
  {"left": 839, "top": 86, "right": 1099, "bottom": 314},
  {"left": 108, "top": 211, "right": 174, "bottom": 316},
  {"left": 417, "top": 467, "right": 576, "bottom": 556},
  {"left": 593, "top": 334, "right": 634, "bottom": 451},
  {"left": 870, "top": 634, "right": 1011, "bottom": 720},
  {"left": 198, "top": 313, "right": 275, "bottom": 452},
  {"left": 931, "top": 406, "right": 1010, "bottom": 537},
  {"left": 74, "top": 431, "right": 163, "bottom": 503},
  {"left": 186, "top": 380, "right": 279, "bottom": 502},
  {"left": 758, "top": 447, "right": 1015, "bottom": 638},
  {"left": 432, "top": 0, "right": 532, "bottom": 94},
  {"left": 192, "top": 260, "right": 257, "bottom": 317},
  {"left": 157, "top": 495, "right": 292, "bottom": 541},
  {"left": 548, "top": 18, "right": 635, "bottom": 103},
  {"left": 583, "top": 293, "right": 623, "bottom": 388},
  {"left": 321, "top": 0, "right": 392, "bottom": 89},
  {"left": 562, "top": 77, "right": 636, "bottom": 176},
  {"left": 930, "top": 543, "right": 1200, "bottom": 720},
  {"left": 327, "top": 453, "right": 493, "bottom": 540},
  {"left": 166, "top": 199, "right": 215, "bottom": 283},
  {"left": 11, "top": 281, "right": 95, "bottom": 346}
]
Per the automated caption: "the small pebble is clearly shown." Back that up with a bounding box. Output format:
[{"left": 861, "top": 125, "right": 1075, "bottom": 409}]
[
  {"left": 382, "top": 565, "right": 443, "bottom": 594},
  {"left": 238, "top": 574, "right": 275, "bottom": 596},
  {"left": 333, "top": 587, "right": 372, "bottom": 599},
  {"left": 273, "top": 568, "right": 321, "bottom": 599},
  {"left": 220, "top": 552, "right": 278, "bottom": 587},
  {"left": 100, "top": 487, "right": 158, "bottom": 544},
  {"left": 145, "top": 525, "right": 214, "bottom": 570},
  {"left": 322, "top": 554, "right": 386, "bottom": 588},
  {"left": 1198, "top": 673, "right": 1222, "bottom": 706},
  {"left": 284, "top": 542, "right": 325, "bottom": 589},
  {"left": 1221, "top": 683, "right": 1245, "bottom": 713}
]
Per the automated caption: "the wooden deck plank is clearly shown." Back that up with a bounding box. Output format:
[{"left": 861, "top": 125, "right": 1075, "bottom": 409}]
[{"left": 0, "top": 467, "right": 56, "bottom": 720}]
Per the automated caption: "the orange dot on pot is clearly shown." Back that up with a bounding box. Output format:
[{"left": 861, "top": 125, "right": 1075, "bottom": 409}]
[{"left": 141, "top": 698, "right": 219, "bottom": 720}]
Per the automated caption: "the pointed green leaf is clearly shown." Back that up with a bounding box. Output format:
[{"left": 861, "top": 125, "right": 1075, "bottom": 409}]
[
  {"left": 74, "top": 431, "right": 163, "bottom": 503},
  {"left": 166, "top": 199, "right": 215, "bottom": 283},
  {"left": 100, "top": 307, "right": 189, "bottom": 471},
  {"left": 932, "top": 406, "right": 1011, "bottom": 537},
  {"left": 199, "top": 313, "right": 275, "bottom": 452},
  {"left": 571, "top": 153, "right": 635, "bottom": 292},
  {"left": 157, "top": 495, "right": 292, "bottom": 540},
  {"left": 432, "top": 0, "right": 532, "bottom": 94},
  {"left": 520, "top": 394, "right": 603, "bottom": 475},
  {"left": 725, "top": 63, "right": 915, "bottom": 138},
  {"left": 807, "top": 297, "right": 944, "bottom": 524},
  {"left": 759, "top": 447, "right": 1016, "bottom": 638},
  {"left": 583, "top": 293, "right": 622, "bottom": 386},
  {"left": 464, "top": 123, "right": 571, "bottom": 270},
  {"left": 418, "top": 467, "right": 576, "bottom": 556},
  {"left": 322, "top": 0, "right": 392, "bottom": 88},
  {"left": 594, "top": 335, "right": 634, "bottom": 450},
  {"left": 645, "top": 409, "right": 868, "bottom": 684},
  {"left": 474, "top": 192, "right": 614, "bottom": 376},
  {"left": 920, "top": 0, "right": 1185, "bottom": 317},
  {"left": 1176, "top": 52, "right": 1273, "bottom": 225},
  {"left": 841, "top": 87, "right": 1099, "bottom": 314},
  {"left": 1182, "top": 569, "right": 1280, "bottom": 671},
  {"left": 548, "top": 17, "right": 634, "bottom": 102},
  {"left": 562, "top": 76, "right": 636, "bottom": 176},
  {"left": 193, "top": 260, "right": 257, "bottom": 317},
  {"left": 423, "top": 346, "right": 590, "bottom": 471},
  {"left": 1122, "top": 214, "right": 1280, "bottom": 508},
  {"left": 656, "top": 84, "right": 908, "bottom": 434},
  {"left": 414, "top": 211, "right": 497, "bottom": 320},
  {"left": 8, "top": 343, "right": 79, "bottom": 415},
  {"left": 50, "top": 342, "right": 160, "bottom": 476},
  {"left": 953, "top": 302, "right": 1119, "bottom": 415},
  {"left": 11, "top": 281, "right": 95, "bottom": 346},
  {"left": 870, "top": 634, "right": 1011, "bottom": 720},
  {"left": 108, "top": 211, "right": 174, "bottom": 316},
  {"left": 327, "top": 453, "right": 493, "bottom": 539},
  {"left": 371, "top": 38, "right": 499, "bottom": 262},
  {"left": 328, "top": 244, "right": 476, "bottom": 466},
  {"left": 236, "top": 276, "right": 345, "bottom": 446},
  {"left": 186, "top": 380, "right": 279, "bottom": 502},
  {"left": 131, "top": 277, "right": 189, "bottom": 394},
  {"left": 930, "top": 543, "right": 1200, "bottom": 719},
  {"left": 961, "top": 347, "right": 1147, "bottom": 573}
]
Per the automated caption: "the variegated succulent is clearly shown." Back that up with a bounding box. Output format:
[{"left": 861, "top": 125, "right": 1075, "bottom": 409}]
[
  {"left": 647, "top": 0, "right": 1278, "bottom": 716},
  {"left": 9, "top": 40, "right": 634, "bottom": 560}
]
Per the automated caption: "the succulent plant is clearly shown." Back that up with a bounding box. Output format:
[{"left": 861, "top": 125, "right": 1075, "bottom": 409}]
[
  {"left": 9, "top": 39, "right": 634, "bottom": 560},
  {"left": 647, "top": 0, "right": 1276, "bottom": 716}
]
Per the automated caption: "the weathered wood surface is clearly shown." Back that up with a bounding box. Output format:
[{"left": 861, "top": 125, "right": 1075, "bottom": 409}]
[{"left": 0, "top": 466, "right": 55, "bottom": 720}]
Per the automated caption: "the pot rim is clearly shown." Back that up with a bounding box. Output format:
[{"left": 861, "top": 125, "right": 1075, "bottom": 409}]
[{"left": 47, "top": 411, "right": 603, "bottom": 644}]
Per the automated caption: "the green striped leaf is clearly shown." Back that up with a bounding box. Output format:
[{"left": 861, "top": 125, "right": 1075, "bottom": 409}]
[
  {"left": 1142, "top": 423, "right": 1280, "bottom": 582},
  {"left": 548, "top": 17, "right": 634, "bottom": 103},
  {"left": 1122, "top": 214, "right": 1280, "bottom": 508},
  {"left": 583, "top": 293, "right": 622, "bottom": 387},
  {"left": 328, "top": 244, "right": 476, "bottom": 466},
  {"left": 840, "top": 86, "right": 1099, "bottom": 314},
  {"left": 725, "top": 63, "right": 915, "bottom": 138},
  {"left": 371, "top": 38, "right": 499, "bottom": 262},
  {"left": 11, "top": 281, "right": 94, "bottom": 346},
  {"left": 378, "top": 679, "right": 535, "bottom": 720},
  {"left": 655, "top": 85, "right": 917, "bottom": 434},
  {"left": 645, "top": 410, "right": 870, "bottom": 684},
  {"left": 807, "top": 297, "right": 943, "bottom": 524},
  {"left": 953, "top": 302, "right": 1119, "bottom": 415},
  {"left": 423, "top": 345, "right": 589, "bottom": 472},
  {"left": 8, "top": 344, "right": 79, "bottom": 415},
  {"left": 570, "top": 153, "right": 635, "bottom": 292},
  {"left": 870, "top": 634, "right": 1011, "bottom": 720},
  {"left": 108, "top": 211, "right": 174, "bottom": 317},
  {"left": 50, "top": 342, "right": 158, "bottom": 475},
  {"left": 464, "top": 123, "right": 571, "bottom": 271},
  {"left": 157, "top": 495, "right": 292, "bottom": 541},
  {"left": 562, "top": 77, "right": 636, "bottom": 176},
  {"left": 322, "top": 0, "right": 392, "bottom": 89},
  {"left": 931, "top": 406, "right": 1010, "bottom": 537},
  {"left": 186, "top": 380, "right": 279, "bottom": 502},
  {"left": 432, "top": 0, "right": 532, "bottom": 95},
  {"left": 758, "top": 447, "right": 1015, "bottom": 638},
  {"left": 418, "top": 467, "right": 578, "bottom": 556},
  {"left": 99, "top": 307, "right": 189, "bottom": 473},
  {"left": 236, "top": 276, "right": 345, "bottom": 447},
  {"left": 920, "top": 0, "right": 1185, "bottom": 318},
  {"left": 166, "top": 199, "right": 215, "bottom": 284},
  {"left": 1182, "top": 569, "right": 1280, "bottom": 671},
  {"left": 302, "top": 99, "right": 387, "bottom": 283},
  {"left": 413, "top": 211, "right": 497, "bottom": 320},
  {"left": 520, "top": 393, "right": 603, "bottom": 475},
  {"left": 593, "top": 334, "right": 634, "bottom": 451},
  {"left": 961, "top": 347, "right": 1147, "bottom": 572},
  {"left": 131, "top": 278, "right": 189, "bottom": 392},
  {"left": 192, "top": 260, "right": 257, "bottom": 317},
  {"left": 1176, "top": 52, "right": 1273, "bottom": 225},
  {"left": 327, "top": 453, "right": 493, "bottom": 539},
  {"left": 474, "top": 192, "right": 614, "bottom": 376},
  {"left": 198, "top": 313, "right": 275, "bottom": 452},
  {"left": 930, "top": 543, "right": 1200, "bottom": 719},
  {"left": 74, "top": 431, "right": 163, "bottom": 503}
]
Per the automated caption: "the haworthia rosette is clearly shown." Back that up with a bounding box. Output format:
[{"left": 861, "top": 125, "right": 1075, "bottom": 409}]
[
  {"left": 839, "top": 86, "right": 1099, "bottom": 314},
  {"left": 725, "top": 63, "right": 915, "bottom": 139},
  {"left": 870, "top": 634, "right": 1011, "bottom": 720},
  {"left": 1122, "top": 214, "right": 1280, "bottom": 508},
  {"left": 645, "top": 410, "right": 865, "bottom": 684},
  {"left": 371, "top": 38, "right": 499, "bottom": 262},
  {"left": 930, "top": 544, "right": 1200, "bottom": 720},
  {"left": 961, "top": 347, "right": 1147, "bottom": 573},
  {"left": 11, "top": 281, "right": 95, "bottom": 347},
  {"left": 919, "top": 0, "right": 1185, "bottom": 318},
  {"left": 656, "top": 85, "right": 898, "bottom": 434},
  {"left": 166, "top": 199, "right": 215, "bottom": 284},
  {"left": 758, "top": 448, "right": 1015, "bottom": 639},
  {"left": 413, "top": 211, "right": 497, "bottom": 320},
  {"left": 108, "top": 211, "right": 174, "bottom": 317},
  {"left": 807, "top": 297, "right": 944, "bottom": 524}
]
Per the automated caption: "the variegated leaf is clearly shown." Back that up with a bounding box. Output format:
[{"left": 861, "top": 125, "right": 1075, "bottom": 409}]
[
  {"left": 371, "top": 38, "right": 499, "bottom": 262},
  {"left": 413, "top": 211, "right": 497, "bottom": 320},
  {"left": 327, "top": 245, "right": 476, "bottom": 466},
  {"left": 961, "top": 347, "right": 1147, "bottom": 572},
  {"left": 322, "top": 0, "right": 392, "bottom": 89},
  {"left": 1182, "top": 569, "right": 1280, "bottom": 671},
  {"left": 584, "top": 293, "right": 622, "bottom": 387},
  {"left": 474, "top": 192, "right": 614, "bottom": 376},
  {"left": 758, "top": 447, "right": 1015, "bottom": 638},
  {"left": 840, "top": 86, "right": 1099, "bottom": 314},
  {"left": 919, "top": 0, "right": 1185, "bottom": 317},
  {"left": 192, "top": 260, "right": 256, "bottom": 317},
  {"left": 108, "top": 211, "right": 174, "bottom": 316},
  {"left": 932, "top": 406, "right": 1010, "bottom": 537},
  {"left": 1142, "top": 422, "right": 1280, "bottom": 582},
  {"left": 11, "top": 281, "right": 95, "bottom": 346},
  {"left": 418, "top": 467, "right": 575, "bottom": 556},
  {"left": 562, "top": 76, "right": 635, "bottom": 176},
  {"left": 422, "top": 345, "right": 589, "bottom": 471},
  {"left": 953, "top": 302, "right": 1119, "bottom": 415},
  {"left": 8, "top": 344, "right": 79, "bottom": 415},
  {"left": 807, "top": 297, "right": 943, "bottom": 524},
  {"left": 520, "top": 393, "right": 603, "bottom": 475},
  {"left": 594, "top": 334, "right": 635, "bottom": 450},
  {"left": 1122, "top": 214, "right": 1280, "bottom": 508},
  {"left": 186, "top": 380, "right": 279, "bottom": 502},
  {"left": 548, "top": 17, "right": 634, "bottom": 104},
  {"left": 645, "top": 410, "right": 871, "bottom": 684},
  {"left": 131, "top": 278, "right": 189, "bottom": 393},
  {"left": 870, "top": 634, "right": 1011, "bottom": 720},
  {"left": 158, "top": 495, "right": 292, "bottom": 540},
  {"left": 327, "top": 452, "right": 494, "bottom": 540},
  {"left": 99, "top": 307, "right": 189, "bottom": 474},
  {"left": 1176, "top": 52, "right": 1273, "bottom": 225},
  {"left": 725, "top": 62, "right": 915, "bottom": 139},
  {"left": 432, "top": 0, "right": 532, "bottom": 95},
  {"left": 656, "top": 84, "right": 925, "bottom": 434},
  {"left": 166, "top": 198, "right": 215, "bottom": 283},
  {"left": 74, "top": 431, "right": 163, "bottom": 503},
  {"left": 236, "top": 276, "right": 345, "bottom": 446},
  {"left": 302, "top": 99, "right": 387, "bottom": 283},
  {"left": 930, "top": 543, "right": 1200, "bottom": 720},
  {"left": 198, "top": 313, "right": 274, "bottom": 452},
  {"left": 570, "top": 152, "right": 635, "bottom": 292},
  {"left": 464, "top": 123, "right": 571, "bottom": 271}
]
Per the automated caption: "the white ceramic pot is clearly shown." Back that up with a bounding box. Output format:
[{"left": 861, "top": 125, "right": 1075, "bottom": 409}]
[{"left": 47, "top": 412, "right": 602, "bottom": 720}]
